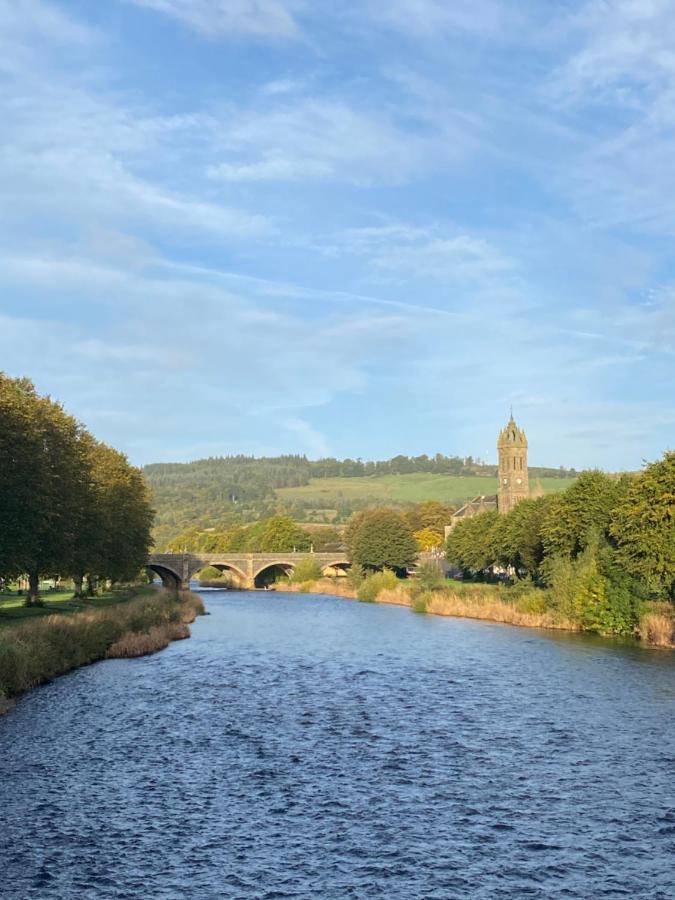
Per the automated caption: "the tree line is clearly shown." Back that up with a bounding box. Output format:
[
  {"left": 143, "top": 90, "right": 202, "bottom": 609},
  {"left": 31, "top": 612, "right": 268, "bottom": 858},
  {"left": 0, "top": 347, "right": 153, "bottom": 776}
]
[
  {"left": 145, "top": 451, "right": 576, "bottom": 546},
  {"left": 445, "top": 458, "right": 675, "bottom": 634},
  {"left": 0, "top": 375, "right": 154, "bottom": 603},
  {"left": 164, "top": 501, "right": 455, "bottom": 559}
]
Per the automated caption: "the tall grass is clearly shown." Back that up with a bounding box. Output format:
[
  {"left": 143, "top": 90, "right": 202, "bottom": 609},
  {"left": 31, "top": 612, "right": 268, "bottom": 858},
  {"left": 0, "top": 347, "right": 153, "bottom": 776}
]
[
  {"left": 0, "top": 589, "right": 205, "bottom": 703},
  {"left": 637, "top": 604, "right": 675, "bottom": 648},
  {"left": 271, "top": 576, "right": 673, "bottom": 649}
]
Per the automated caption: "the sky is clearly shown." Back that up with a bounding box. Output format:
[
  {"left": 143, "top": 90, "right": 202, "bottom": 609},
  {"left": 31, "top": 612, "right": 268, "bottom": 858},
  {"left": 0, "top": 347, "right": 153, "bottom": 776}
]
[{"left": 1, "top": 0, "right": 674, "bottom": 470}]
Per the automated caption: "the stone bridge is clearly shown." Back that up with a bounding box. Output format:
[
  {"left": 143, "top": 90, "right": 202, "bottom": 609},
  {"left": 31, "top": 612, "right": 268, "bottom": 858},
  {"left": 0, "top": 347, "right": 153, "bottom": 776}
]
[{"left": 147, "top": 552, "right": 352, "bottom": 591}]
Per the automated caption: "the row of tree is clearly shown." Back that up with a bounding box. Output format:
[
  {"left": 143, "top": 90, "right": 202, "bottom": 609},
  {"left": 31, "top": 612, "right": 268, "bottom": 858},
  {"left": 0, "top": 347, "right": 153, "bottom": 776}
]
[
  {"left": 445, "top": 457, "right": 675, "bottom": 633},
  {"left": 0, "top": 375, "right": 154, "bottom": 603},
  {"left": 164, "top": 501, "right": 456, "bottom": 558}
]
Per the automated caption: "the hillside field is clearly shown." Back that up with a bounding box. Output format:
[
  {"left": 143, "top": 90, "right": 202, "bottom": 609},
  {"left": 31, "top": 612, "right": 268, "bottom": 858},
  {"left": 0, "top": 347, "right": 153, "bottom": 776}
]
[{"left": 275, "top": 473, "right": 575, "bottom": 508}]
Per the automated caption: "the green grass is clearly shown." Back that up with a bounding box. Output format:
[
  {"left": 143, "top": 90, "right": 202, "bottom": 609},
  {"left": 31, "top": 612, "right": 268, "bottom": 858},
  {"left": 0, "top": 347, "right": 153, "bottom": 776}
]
[
  {"left": 0, "top": 586, "right": 156, "bottom": 628},
  {"left": 275, "top": 473, "right": 575, "bottom": 507}
]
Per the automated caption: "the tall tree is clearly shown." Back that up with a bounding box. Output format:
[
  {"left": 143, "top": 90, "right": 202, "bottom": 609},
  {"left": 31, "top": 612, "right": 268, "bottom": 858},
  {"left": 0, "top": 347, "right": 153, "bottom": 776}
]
[
  {"left": 541, "top": 470, "right": 631, "bottom": 559},
  {"left": 346, "top": 508, "right": 417, "bottom": 573},
  {"left": 610, "top": 452, "right": 675, "bottom": 600}
]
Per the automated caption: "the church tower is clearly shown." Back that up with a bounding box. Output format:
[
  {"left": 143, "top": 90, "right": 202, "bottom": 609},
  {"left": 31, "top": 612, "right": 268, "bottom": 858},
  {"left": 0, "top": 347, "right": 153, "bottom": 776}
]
[{"left": 497, "top": 414, "right": 529, "bottom": 514}]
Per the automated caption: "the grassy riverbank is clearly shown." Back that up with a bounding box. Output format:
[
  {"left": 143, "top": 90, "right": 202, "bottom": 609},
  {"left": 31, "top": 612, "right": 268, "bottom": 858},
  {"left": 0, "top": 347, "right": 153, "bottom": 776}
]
[
  {"left": 0, "top": 587, "right": 205, "bottom": 713},
  {"left": 273, "top": 578, "right": 675, "bottom": 649}
]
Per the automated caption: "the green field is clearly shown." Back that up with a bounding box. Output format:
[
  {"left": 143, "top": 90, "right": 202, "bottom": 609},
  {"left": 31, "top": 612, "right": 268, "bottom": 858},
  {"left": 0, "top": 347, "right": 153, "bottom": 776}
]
[
  {"left": 275, "top": 473, "right": 575, "bottom": 508},
  {"left": 0, "top": 587, "right": 154, "bottom": 627}
]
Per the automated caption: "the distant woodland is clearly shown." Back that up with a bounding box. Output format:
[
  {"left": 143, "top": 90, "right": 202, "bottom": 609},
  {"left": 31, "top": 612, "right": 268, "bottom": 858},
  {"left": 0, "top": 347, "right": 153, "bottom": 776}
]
[{"left": 144, "top": 453, "right": 577, "bottom": 548}]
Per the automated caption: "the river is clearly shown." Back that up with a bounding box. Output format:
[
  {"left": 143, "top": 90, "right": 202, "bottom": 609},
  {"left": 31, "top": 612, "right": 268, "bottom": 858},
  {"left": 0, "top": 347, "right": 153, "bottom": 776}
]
[{"left": 1, "top": 590, "right": 674, "bottom": 899}]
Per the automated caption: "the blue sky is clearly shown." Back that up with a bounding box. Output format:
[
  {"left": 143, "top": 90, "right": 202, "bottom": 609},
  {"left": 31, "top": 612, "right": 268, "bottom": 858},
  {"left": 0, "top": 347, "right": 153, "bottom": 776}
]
[{"left": 1, "top": 0, "right": 674, "bottom": 470}]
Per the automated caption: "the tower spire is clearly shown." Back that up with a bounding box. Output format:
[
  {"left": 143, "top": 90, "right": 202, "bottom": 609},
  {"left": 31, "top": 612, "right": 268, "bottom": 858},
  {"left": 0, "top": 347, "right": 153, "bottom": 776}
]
[{"left": 497, "top": 413, "right": 529, "bottom": 514}]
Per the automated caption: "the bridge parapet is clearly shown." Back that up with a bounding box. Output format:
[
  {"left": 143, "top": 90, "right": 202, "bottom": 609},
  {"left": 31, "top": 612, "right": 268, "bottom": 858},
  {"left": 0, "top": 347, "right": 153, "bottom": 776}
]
[{"left": 147, "top": 551, "right": 350, "bottom": 590}]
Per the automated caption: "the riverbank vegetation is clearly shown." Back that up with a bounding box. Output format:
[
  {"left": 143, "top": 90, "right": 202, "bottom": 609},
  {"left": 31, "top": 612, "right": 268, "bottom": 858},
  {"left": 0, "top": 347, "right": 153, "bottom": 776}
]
[
  {"left": 272, "top": 455, "right": 675, "bottom": 648},
  {"left": 0, "top": 374, "right": 154, "bottom": 604},
  {"left": 444, "top": 458, "right": 674, "bottom": 638},
  {"left": 0, "top": 588, "right": 205, "bottom": 709}
]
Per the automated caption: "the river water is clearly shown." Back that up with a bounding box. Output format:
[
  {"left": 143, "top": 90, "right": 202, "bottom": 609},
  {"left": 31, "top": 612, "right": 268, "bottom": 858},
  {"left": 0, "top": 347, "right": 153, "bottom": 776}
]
[{"left": 1, "top": 590, "right": 675, "bottom": 899}]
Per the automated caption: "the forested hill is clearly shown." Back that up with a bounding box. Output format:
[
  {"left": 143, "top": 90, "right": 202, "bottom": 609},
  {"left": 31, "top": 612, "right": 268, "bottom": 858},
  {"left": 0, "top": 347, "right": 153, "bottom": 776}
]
[{"left": 144, "top": 453, "right": 578, "bottom": 547}]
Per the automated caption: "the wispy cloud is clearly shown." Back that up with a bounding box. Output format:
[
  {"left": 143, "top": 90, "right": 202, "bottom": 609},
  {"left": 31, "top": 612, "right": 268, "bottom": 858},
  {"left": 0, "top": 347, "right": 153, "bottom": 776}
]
[
  {"left": 367, "top": 0, "right": 505, "bottom": 37},
  {"left": 1, "top": 0, "right": 674, "bottom": 468},
  {"left": 125, "top": 0, "right": 302, "bottom": 40}
]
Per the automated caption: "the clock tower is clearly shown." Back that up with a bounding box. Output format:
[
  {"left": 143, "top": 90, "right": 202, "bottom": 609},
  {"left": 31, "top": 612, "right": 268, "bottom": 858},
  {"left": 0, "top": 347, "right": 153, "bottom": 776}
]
[{"left": 497, "top": 414, "right": 529, "bottom": 514}]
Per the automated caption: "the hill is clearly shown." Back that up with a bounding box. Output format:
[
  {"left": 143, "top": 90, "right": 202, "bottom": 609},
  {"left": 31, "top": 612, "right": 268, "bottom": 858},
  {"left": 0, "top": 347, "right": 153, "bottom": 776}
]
[{"left": 143, "top": 454, "right": 577, "bottom": 548}]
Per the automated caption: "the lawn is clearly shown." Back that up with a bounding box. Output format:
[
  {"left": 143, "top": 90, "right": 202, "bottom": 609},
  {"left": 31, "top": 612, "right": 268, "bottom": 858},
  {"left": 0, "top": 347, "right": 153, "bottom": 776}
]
[
  {"left": 275, "top": 473, "right": 575, "bottom": 508},
  {"left": 0, "top": 586, "right": 155, "bottom": 627}
]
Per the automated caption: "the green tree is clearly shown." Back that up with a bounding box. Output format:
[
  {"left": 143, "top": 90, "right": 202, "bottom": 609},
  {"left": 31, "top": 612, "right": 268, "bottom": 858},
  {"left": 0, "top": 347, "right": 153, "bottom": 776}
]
[
  {"left": 405, "top": 501, "right": 455, "bottom": 537},
  {"left": 541, "top": 470, "right": 631, "bottom": 559},
  {"left": 445, "top": 511, "right": 500, "bottom": 576},
  {"left": 291, "top": 558, "right": 323, "bottom": 583},
  {"left": 494, "top": 496, "right": 553, "bottom": 578},
  {"left": 90, "top": 442, "right": 154, "bottom": 586},
  {"left": 610, "top": 451, "right": 675, "bottom": 599},
  {"left": 346, "top": 508, "right": 417, "bottom": 573},
  {"left": 258, "top": 515, "right": 310, "bottom": 552}
]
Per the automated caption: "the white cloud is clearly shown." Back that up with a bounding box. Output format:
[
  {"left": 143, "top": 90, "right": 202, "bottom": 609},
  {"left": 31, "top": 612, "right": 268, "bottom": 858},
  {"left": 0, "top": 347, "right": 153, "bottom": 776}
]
[
  {"left": 0, "top": 0, "right": 95, "bottom": 46},
  {"left": 547, "top": 0, "right": 675, "bottom": 235},
  {"left": 558, "top": 0, "right": 675, "bottom": 98},
  {"left": 0, "top": 66, "right": 271, "bottom": 241},
  {"left": 322, "top": 224, "right": 514, "bottom": 289},
  {"left": 207, "top": 96, "right": 474, "bottom": 186},
  {"left": 368, "top": 0, "right": 504, "bottom": 37},
  {"left": 126, "top": 0, "right": 301, "bottom": 40}
]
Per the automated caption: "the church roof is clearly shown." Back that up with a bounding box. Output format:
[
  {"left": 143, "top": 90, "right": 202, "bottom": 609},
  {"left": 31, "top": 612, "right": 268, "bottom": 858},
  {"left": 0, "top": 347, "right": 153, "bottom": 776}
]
[{"left": 452, "top": 495, "right": 498, "bottom": 520}]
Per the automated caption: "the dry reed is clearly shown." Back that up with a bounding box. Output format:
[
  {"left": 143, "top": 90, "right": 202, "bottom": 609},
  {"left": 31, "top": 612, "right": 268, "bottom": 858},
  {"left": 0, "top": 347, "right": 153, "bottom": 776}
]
[
  {"left": 272, "top": 578, "right": 675, "bottom": 649},
  {"left": 0, "top": 588, "right": 206, "bottom": 704},
  {"left": 638, "top": 607, "right": 675, "bottom": 648},
  {"left": 107, "top": 622, "right": 190, "bottom": 658}
]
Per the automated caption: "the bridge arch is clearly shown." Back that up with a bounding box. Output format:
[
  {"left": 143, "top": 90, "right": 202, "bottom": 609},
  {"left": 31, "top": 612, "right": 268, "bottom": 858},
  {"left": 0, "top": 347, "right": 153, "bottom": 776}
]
[
  {"left": 321, "top": 560, "right": 351, "bottom": 577},
  {"left": 197, "top": 562, "right": 248, "bottom": 588},
  {"left": 253, "top": 561, "right": 295, "bottom": 589},
  {"left": 146, "top": 563, "right": 182, "bottom": 591}
]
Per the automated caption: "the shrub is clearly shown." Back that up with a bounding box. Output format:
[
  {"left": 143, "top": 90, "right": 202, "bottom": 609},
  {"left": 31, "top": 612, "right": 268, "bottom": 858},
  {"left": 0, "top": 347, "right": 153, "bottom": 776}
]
[
  {"left": 413, "top": 561, "right": 446, "bottom": 595},
  {"left": 411, "top": 591, "right": 432, "bottom": 614},
  {"left": 515, "top": 591, "right": 549, "bottom": 615},
  {"left": 290, "top": 559, "right": 323, "bottom": 584},
  {"left": 357, "top": 569, "right": 399, "bottom": 603}
]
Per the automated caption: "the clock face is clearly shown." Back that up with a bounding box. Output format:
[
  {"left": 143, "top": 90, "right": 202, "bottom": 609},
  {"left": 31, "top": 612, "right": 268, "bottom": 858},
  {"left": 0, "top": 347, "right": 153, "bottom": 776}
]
[
  {"left": 502, "top": 478, "right": 508, "bottom": 484},
  {"left": 516, "top": 478, "right": 522, "bottom": 485}
]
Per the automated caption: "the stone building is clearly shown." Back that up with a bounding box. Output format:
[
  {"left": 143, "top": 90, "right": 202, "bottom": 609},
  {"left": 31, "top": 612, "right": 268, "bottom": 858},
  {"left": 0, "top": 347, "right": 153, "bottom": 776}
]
[
  {"left": 497, "top": 414, "right": 529, "bottom": 514},
  {"left": 446, "top": 414, "right": 529, "bottom": 533}
]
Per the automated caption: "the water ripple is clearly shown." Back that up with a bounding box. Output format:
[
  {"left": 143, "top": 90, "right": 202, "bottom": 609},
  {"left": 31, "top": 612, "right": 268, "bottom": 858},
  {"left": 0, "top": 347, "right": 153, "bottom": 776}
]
[{"left": 1, "top": 590, "right": 674, "bottom": 899}]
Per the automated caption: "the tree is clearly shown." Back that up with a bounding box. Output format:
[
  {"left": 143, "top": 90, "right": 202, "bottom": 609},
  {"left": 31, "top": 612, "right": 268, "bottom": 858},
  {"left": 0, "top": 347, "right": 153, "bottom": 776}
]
[
  {"left": 0, "top": 374, "right": 154, "bottom": 601},
  {"left": 405, "top": 501, "right": 455, "bottom": 537},
  {"left": 493, "top": 496, "right": 553, "bottom": 578},
  {"left": 445, "top": 512, "right": 500, "bottom": 576},
  {"left": 87, "top": 442, "right": 154, "bottom": 586},
  {"left": 414, "top": 527, "right": 443, "bottom": 551},
  {"left": 610, "top": 452, "right": 675, "bottom": 599},
  {"left": 258, "top": 515, "right": 311, "bottom": 552},
  {"left": 0, "top": 378, "right": 91, "bottom": 602},
  {"left": 291, "top": 558, "right": 323, "bottom": 583},
  {"left": 346, "top": 508, "right": 417, "bottom": 573},
  {"left": 541, "top": 470, "right": 631, "bottom": 559}
]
